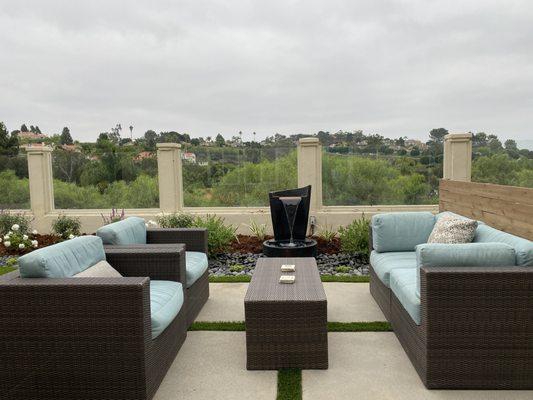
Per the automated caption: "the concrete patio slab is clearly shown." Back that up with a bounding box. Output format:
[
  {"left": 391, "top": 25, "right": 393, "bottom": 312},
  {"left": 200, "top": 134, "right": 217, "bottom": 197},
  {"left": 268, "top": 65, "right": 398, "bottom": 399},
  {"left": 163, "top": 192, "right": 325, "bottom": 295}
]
[
  {"left": 154, "top": 331, "right": 276, "bottom": 400},
  {"left": 196, "top": 282, "right": 385, "bottom": 322},
  {"left": 323, "top": 282, "right": 385, "bottom": 322},
  {"left": 303, "top": 332, "right": 533, "bottom": 400}
]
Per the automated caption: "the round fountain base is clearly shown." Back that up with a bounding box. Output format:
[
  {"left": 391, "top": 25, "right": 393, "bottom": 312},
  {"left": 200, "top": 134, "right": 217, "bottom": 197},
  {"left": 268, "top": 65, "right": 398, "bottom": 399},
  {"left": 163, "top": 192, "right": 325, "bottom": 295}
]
[{"left": 262, "top": 238, "right": 317, "bottom": 258}]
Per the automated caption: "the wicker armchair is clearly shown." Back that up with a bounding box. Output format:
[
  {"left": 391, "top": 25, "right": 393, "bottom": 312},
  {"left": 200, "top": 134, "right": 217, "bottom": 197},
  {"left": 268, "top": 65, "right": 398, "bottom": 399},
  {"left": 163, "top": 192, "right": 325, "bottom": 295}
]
[
  {"left": 102, "top": 226, "right": 210, "bottom": 326},
  {"left": 0, "top": 246, "right": 187, "bottom": 400}
]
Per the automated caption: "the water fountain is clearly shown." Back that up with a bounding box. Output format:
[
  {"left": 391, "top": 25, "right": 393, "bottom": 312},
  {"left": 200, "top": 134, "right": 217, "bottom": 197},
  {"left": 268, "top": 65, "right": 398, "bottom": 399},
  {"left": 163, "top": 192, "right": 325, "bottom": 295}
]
[{"left": 263, "top": 185, "right": 318, "bottom": 257}]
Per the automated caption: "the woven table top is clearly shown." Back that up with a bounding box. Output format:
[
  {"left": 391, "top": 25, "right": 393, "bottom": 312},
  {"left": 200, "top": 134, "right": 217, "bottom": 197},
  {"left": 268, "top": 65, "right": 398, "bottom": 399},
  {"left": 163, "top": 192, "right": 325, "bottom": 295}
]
[{"left": 245, "top": 257, "right": 326, "bottom": 302}]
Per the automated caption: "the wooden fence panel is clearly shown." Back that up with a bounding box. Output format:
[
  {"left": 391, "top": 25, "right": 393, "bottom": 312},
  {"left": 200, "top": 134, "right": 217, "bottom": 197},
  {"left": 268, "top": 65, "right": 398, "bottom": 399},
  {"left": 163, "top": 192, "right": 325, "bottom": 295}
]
[{"left": 439, "top": 180, "right": 533, "bottom": 240}]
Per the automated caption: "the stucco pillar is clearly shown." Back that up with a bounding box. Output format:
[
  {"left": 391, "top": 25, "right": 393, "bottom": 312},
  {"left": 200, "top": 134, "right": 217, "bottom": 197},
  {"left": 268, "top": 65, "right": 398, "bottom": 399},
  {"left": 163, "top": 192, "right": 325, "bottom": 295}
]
[
  {"left": 157, "top": 143, "right": 183, "bottom": 212},
  {"left": 443, "top": 133, "right": 472, "bottom": 181},
  {"left": 26, "top": 145, "right": 55, "bottom": 216},
  {"left": 297, "top": 137, "right": 323, "bottom": 210}
]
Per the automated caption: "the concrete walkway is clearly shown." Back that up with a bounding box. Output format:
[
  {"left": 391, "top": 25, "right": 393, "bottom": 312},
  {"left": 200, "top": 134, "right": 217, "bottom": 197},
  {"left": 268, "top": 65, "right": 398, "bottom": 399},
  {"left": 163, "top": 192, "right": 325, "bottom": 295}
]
[
  {"left": 303, "top": 333, "right": 533, "bottom": 400},
  {"left": 196, "top": 282, "right": 386, "bottom": 322},
  {"left": 154, "top": 331, "right": 276, "bottom": 400}
]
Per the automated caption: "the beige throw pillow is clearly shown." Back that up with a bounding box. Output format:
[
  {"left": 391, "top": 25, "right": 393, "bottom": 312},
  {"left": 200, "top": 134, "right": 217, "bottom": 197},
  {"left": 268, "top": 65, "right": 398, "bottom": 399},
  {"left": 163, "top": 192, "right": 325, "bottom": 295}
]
[
  {"left": 74, "top": 260, "right": 122, "bottom": 278},
  {"left": 428, "top": 216, "right": 478, "bottom": 244}
]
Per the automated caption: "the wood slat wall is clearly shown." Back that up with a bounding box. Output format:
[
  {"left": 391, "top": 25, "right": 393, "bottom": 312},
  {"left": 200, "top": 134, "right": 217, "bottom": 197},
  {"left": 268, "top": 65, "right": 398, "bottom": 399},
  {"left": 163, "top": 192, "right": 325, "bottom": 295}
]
[{"left": 439, "top": 180, "right": 533, "bottom": 240}]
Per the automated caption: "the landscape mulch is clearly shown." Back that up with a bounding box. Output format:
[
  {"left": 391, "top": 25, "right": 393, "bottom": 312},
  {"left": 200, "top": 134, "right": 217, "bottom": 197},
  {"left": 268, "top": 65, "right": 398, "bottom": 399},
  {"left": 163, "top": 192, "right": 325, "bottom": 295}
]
[{"left": 228, "top": 234, "right": 342, "bottom": 255}]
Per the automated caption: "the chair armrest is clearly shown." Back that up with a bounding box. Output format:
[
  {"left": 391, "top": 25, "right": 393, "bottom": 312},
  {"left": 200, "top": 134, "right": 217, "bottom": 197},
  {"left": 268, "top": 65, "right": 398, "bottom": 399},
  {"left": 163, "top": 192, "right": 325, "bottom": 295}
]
[
  {"left": 105, "top": 245, "right": 186, "bottom": 285},
  {"left": 147, "top": 228, "right": 208, "bottom": 254},
  {"left": 420, "top": 266, "right": 533, "bottom": 344},
  {"left": 0, "top": 277, "right": 151, "bottom": 394}
]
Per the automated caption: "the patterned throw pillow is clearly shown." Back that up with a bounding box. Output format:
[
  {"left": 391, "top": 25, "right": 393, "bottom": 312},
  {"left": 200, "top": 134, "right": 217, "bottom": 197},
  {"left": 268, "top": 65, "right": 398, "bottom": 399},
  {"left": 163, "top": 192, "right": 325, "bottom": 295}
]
[{"left": 427, "top": 216, "right": 478, "bottom": 244}]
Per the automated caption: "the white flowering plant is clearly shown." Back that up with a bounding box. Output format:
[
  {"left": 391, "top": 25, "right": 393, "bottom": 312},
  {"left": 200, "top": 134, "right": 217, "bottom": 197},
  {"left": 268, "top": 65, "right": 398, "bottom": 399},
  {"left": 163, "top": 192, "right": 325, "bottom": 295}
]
[{"left": 2, "top": 224, "right": 39, "bottom": 253}]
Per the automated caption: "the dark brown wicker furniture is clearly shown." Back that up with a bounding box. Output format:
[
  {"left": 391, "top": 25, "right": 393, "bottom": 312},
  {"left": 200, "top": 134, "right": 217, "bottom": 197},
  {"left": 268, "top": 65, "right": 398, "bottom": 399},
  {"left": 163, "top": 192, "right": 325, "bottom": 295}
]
[
  {"left": 245, "top": 257, "right": 328, "bottom": 370},
  {"left": 369, "top": 223, "right": 533, "bottom": 389},
  {"left": 105, "top": 227, "right": 210, "bottom": 326},
  {"left": 0, "top": 246, "right": 187, "bottom": 400}
]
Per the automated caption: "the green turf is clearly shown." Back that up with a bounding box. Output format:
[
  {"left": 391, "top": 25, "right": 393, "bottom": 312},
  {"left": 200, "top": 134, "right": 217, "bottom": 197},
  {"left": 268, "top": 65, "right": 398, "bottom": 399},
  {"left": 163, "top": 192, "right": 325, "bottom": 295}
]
[
  {"left": 188, "top": 321, "right": 246, "bottom": 331},
  {"left": 0, "top": 267, "right": 16, "bottom": 276},
  {"left": 320, "top": 274, "right": 369, "bottom": 282},
  {"left": 188, "top": 321, "right": 391, "bottom": 332},
  {"left": 209, "top": 274, "right": 369, "bottom": 283},
  {"left": 277, "top": 369, "right": 302, "bottom": 400},
  {"left": 328, "top": 321, "right": 392, "bottom": 332},
  {"left": 209, "top": 275, "right": 251, "bottom": 283}
]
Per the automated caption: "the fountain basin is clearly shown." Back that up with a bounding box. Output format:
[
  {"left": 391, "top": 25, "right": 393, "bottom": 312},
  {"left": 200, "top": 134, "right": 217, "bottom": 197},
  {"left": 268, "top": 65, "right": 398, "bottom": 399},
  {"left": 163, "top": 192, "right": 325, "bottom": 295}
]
[{"left": 263, "top": 238, "right": 317, "bottom": 258}]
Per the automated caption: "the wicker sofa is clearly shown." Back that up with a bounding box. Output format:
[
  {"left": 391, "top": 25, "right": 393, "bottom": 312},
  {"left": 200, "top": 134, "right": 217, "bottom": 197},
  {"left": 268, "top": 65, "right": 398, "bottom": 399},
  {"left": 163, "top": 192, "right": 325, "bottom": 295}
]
[
  {"left": 0, "top": 235, "right": 188, "bottom": 400},
  {"left": 369, "top": 211, "right": 533, "bottom": 389},
  {"left": 97, "top": 217, "right": 210, "bottom": 326}
]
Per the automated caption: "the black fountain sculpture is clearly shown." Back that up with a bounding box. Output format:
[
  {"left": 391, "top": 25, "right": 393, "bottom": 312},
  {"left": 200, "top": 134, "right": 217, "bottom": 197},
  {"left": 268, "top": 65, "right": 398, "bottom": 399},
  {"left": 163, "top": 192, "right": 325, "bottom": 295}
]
[{"left": 263, "top": 185, "right": 317, "bottom": 257}]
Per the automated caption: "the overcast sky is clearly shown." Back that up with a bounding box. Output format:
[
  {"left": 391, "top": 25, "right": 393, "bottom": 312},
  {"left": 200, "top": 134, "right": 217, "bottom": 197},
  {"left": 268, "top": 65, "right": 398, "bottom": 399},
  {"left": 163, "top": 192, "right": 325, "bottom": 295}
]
[{"left": 1, "top": 0, "right": 532, "bottom": 143}]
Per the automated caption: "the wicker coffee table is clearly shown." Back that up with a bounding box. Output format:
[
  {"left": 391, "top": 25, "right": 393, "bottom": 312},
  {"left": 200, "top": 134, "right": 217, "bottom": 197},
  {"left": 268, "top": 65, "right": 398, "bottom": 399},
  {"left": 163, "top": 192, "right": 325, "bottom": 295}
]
[{"left": 244, "top": 257, "right": 328, "bottom": 370}]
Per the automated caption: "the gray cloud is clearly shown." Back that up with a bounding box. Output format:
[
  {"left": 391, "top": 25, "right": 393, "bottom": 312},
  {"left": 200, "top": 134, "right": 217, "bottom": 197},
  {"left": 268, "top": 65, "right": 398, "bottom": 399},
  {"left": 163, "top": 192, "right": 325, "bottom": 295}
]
[{"left": 1, "top": 0, "right": 532, "bottom": 141}]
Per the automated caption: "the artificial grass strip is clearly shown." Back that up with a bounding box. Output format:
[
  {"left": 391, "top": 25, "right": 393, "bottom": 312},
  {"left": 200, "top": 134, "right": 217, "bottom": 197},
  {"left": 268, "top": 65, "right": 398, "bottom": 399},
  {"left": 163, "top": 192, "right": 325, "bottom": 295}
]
[
  {"left": 277, "top": 369, "right": 302, "bottom": 400},
  {"left": 328, "top": 321, "right": 392, "bottom": 332},
  {"left": 0, "top": 267, "right": 16, "bottom": 276},
  {"left": 188, "top": 321, "right": 246, "bottom": 331},
  {"left": 209, "top": 275, "right": 251, "bottom": 283},
  {"left": 188, "top": 321, "right": 391, "bottom": 332},
  {"left": 209, "top": 274, "right": 370, "bottom": 283},
  {"left": 320, "top": 274, "right": 369, "bottom": 283}
]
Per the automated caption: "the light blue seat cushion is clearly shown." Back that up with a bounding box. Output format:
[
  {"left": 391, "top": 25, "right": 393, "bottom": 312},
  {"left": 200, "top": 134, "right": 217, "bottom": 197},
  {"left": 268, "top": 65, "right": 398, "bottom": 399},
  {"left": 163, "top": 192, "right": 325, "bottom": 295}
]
[
  {"left": 372, "top": 212, "right": 435, "bottom": 252},
  {"left": 18, "top": 236, "right": 106, "bottom": 278},
  {"left": 370, "top": 250, "right": 417, "bottom": 287},
  {"left": 150, "top": 281, "right": 184, "bottom": 339},
  {"left": 96, "top": 217, "right": 147, "bottom": 245},
  {"left": 474, "top": 225, "right": 533, "bottom": 266},
  {"left": 415, "top": 242, "right": 516, "bottom": 297},
  {"left": 390, "top": 268, "right": 421, "bottom": 325},
  {"left": 186, "top": 251, "right": 208, "bottom": 288}
]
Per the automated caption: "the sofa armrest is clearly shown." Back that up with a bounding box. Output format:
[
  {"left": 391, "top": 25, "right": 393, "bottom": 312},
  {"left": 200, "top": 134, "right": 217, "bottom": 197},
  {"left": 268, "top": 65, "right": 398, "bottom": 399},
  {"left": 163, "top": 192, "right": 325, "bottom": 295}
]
[
  {"left": 420, "top": 266, "right": 533, "bottom": 343},
  {"left": 0, "top": 276, "right": 151, "bottom": 392},
  {"left": 105, "top": 245, "right": 186, "bottom": 285},
  {"left": 147, "top": 228, "right": 208, "bottom": 254}
]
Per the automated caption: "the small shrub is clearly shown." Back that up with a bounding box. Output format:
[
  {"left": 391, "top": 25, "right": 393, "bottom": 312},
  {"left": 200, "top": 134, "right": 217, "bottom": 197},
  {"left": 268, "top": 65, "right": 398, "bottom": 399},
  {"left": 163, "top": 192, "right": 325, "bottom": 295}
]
[
  {"left": 52, "top": 215, "right": 82, "bottom": 239},
  {"left": 156, "top": 213, "right": 194, "bottom": 228},
  {"left": 0, "top": 210, "right": 32, "bottom": 235},
  {"left": 338, "top": 216, "right": 370, "bottom": 255},
  {"left": 101, "top": 208, "right": 125, "bottom": 225},
  {"left": 193, "top": 214, "right": 237, "bottom": 256},
  {"left": 245, "top": 219, "right": 268, "bottom": 241},
  {"left": 335, "top": 265, "right": 351, "bottom": 274},
  {"left": 4, "top": 257, "right": 19, "bottom": 268},
  {"left": 229, "top": 264, "right": 245, "bottom": 272},
  {"left": 317, "top": 224, "right": 337, "bottom": 242},
  {"left": 3, "top": 224, "right": 38, "bottom": 251}
]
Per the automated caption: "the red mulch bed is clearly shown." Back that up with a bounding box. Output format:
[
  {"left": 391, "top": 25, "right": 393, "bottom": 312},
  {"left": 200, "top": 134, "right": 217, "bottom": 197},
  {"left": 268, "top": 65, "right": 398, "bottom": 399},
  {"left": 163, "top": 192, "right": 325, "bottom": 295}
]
[
  {"left": 228, "top": 235, "right": 342, "bottom": 254},
  {"left": 0, "top": 234, "right": 62, "bottom": 256}
]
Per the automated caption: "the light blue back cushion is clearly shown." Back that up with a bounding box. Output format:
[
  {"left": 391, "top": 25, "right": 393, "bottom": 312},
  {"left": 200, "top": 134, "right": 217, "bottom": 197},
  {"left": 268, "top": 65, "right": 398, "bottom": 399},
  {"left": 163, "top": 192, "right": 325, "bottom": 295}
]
[
  {"left": 96, "top": 217, "right": 147, "bottom": 245},
  {"left": 474, "top": 225, "right": 533, "bottom": 266},
  {"left": 415, "top": 242, "right": 516, "bottom": 297},
  {"left": 372, "top": 212, "right": 435, "bottom": 252},
  {"left": 19, "top": 236, "right": 106, "bottom": 278}
]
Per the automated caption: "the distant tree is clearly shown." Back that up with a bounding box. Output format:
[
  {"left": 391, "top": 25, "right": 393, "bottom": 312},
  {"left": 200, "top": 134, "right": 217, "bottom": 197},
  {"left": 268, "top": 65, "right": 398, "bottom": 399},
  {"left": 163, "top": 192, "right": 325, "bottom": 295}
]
[
  {"left": 410, "top": 147, "right": 421, "bottom": 157},
  {"left": 60, "top": 127, "right": 73, "bottom": 145},
  {"left": 191, "top": 138, "right": 200, "bottom": 146},
  {"left": 20, "top": 124, "right": 28, "bottom": 132},
  {"left": 144, "top": 130, "right": 158, "bottom": 150},
  {"left": 395, "top": 137, "right": 406, "bottom": 147},
  {"left": 0, "top": 122, "right": 19, "bottom": 156},
  {"left": 504, "top": 139, "right": 519, "bottom": 159},
  {"left": 487, "top": 134, "right": 503, "bottom": 153},
  {"left": 473, "top": 132, "right": 488, "bottom": 147},
  {"left": 215, "top": 134, "right": 225, "bottom": 147},
  {"left": 429, "top": 128, "right": 448, "bottom": 143},
  {"left": 34, "top": 126, "right": 42, "bottom": 134}
]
